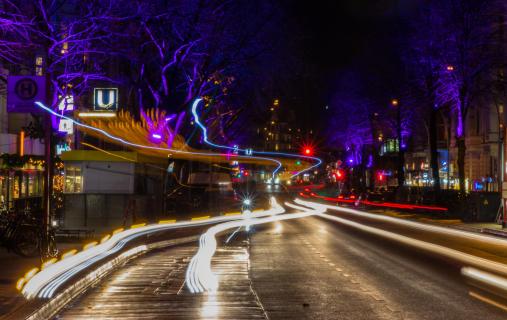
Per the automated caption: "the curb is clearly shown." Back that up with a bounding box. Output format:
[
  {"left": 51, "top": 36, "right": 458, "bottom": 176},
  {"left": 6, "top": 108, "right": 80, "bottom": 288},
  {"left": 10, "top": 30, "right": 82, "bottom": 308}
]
[{"left": 481, "top": 228, "right": 507, "bottom": 239}]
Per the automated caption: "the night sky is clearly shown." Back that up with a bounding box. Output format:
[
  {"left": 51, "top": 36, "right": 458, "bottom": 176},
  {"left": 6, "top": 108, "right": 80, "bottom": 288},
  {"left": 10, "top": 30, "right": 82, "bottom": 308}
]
[{"left": 281, "top": 0, "right": 421, "bottom": 131}]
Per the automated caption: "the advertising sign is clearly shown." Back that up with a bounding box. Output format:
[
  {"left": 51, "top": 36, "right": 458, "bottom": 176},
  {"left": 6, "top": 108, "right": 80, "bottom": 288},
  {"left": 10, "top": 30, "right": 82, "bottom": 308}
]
[
  {"left": 7, "top": 76, "right": 46, "bottom": 113},
  {"left": 94, "top": 88, "right": 118, "bottom": 111}
]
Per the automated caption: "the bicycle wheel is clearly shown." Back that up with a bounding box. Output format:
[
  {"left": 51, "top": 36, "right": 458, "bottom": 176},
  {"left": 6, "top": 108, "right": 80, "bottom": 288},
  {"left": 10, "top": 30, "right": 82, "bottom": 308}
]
[
  {"left": 13, "top": 226, "right": 39, "bottom": 257},
  {"left": 45, "top": 230, "right": 59, "bottom": 258}
]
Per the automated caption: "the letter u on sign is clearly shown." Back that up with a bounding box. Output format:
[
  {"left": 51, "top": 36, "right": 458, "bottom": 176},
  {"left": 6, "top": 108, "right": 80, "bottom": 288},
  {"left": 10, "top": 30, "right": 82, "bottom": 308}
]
[{"left": 94, "top": 88, "right": 118, "bottom": 111}]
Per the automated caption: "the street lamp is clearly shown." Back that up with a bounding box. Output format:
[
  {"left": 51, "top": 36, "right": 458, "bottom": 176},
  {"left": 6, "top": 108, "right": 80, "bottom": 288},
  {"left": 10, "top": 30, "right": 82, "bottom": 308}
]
[{"left": 391, "top": 98, "right": 405, "bottom": 187}]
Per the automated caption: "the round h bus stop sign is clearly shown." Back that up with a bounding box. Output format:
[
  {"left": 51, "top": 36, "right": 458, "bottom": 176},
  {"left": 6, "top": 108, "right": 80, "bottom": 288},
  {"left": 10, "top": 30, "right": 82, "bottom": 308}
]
[{"left": 7, "top": 76, "right": 46, "bottom": 113}]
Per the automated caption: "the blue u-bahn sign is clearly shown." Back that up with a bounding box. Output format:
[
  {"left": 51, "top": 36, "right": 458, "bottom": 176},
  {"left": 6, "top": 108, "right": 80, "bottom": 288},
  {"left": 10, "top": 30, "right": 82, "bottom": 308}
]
[{"left": 93, "top": 88, "right": 118, "bottom": 111}]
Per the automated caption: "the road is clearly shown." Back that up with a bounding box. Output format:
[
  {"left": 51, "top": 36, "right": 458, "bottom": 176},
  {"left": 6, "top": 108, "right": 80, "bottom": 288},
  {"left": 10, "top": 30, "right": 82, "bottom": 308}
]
[
  {"left": 249, "top": 216, "right": 506, "bottom": 319},
  {"left": 54, "top": 236, "right": 267, "bottom": 319},
  {"left": 52, "top": 201, "right": 507, "bottom": 319}
]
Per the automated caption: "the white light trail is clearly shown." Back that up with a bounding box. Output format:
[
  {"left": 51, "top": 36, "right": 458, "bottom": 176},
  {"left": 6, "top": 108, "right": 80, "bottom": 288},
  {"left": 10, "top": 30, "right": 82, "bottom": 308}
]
[
  {"left": 191, "top": 98, "right": 322, "bottom": 178},
  {"left": 22, "top": 198, "right": 283, "bottom": 300},
  {"left": 34, "top": 101, "right": 282, "bottom": 170},
  {"left": 295, "top": 199, "right": 507, "bottom": 247},
  {"left": 185, "top": 199, "right": 324, "bottom": 294},
  {"left": 462, "top": 267, "right": 507, "bottom": 292},
  {"left": 295, "top": 198, "right": 507, "bottom": 278}
]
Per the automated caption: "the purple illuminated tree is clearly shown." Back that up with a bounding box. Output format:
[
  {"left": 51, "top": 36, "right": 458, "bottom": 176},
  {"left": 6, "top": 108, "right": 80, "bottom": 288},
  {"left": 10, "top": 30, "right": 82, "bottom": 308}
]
[
  {"left": 0, "top": 0, "right": 288, "bottom": 147},
  {"left": 106, "top": 0, "right": 288, "bottom": 144},
  {"left": 404, "top": 0, "right": 505, "bottom": 192},
  {"left": 325, "top": 73, "right": 388, "bottom": 190},
  {"left": 402, "top": 4, "right": 449, "bottom": 194},
  {"left": 0, "top": 0, "right": 123, "bottom": 107}
]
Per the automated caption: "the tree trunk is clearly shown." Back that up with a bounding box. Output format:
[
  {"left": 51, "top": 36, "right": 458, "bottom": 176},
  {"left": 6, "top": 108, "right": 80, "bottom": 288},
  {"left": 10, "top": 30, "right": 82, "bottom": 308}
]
[
  {"left": 457, "top": 137, "right": 466, "bottom": 192},
  {"left": 397, "top": 107, "right": 405, "bottom": 187},
  {"left": 429, "top": 108, "right": 441, "bottom": 194}
]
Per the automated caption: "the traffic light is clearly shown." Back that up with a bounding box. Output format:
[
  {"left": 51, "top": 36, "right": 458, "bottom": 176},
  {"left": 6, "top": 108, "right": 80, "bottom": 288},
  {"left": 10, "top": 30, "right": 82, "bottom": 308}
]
[
  {"left": 334, "top": 169, "right": 344, "bottom": 181},
  {"left": 303, "top": 147, "right": 313, "bottom": 156}
]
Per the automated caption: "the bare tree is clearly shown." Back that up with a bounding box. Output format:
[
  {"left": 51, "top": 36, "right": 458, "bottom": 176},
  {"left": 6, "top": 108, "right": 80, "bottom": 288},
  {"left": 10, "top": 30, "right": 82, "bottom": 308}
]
[{"left": 0, "top": 0, "right": 126, "bottom": 107}]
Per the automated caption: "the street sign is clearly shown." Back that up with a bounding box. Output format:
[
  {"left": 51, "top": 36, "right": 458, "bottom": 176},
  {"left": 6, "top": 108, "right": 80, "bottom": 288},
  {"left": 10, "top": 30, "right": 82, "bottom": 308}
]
[
  {"left": 56, "top": 143, "right": 71, "bottom": 155},
  {"left": 58, "top": 119, "right": 74, "bottom": 134},
  {"left": 167, "top": 161, "right": 174, "bottom": 173},
  {"left": 7, "top": 76, "right": 46, "bottom": 113},
  {"left": 58, "top": 95, "right": 74, "bottom": 112},
  {"left": 94, "top": 88, "right": 118, "bottom": 111}
]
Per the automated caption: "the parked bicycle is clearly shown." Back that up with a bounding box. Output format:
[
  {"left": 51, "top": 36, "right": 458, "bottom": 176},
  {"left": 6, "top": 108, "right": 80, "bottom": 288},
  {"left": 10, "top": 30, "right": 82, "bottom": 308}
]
[{"left": 0, "top": 208, "right": 58, "bottom": 260}]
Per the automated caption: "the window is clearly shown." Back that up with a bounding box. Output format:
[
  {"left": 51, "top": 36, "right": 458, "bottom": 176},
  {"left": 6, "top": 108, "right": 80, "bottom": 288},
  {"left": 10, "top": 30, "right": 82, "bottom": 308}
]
[
  {"left": 35, "top": 56, "right": 44, "bottom": 76},
  {"left": 476, "top": 109, "right": 480, "bottom": 135},
  {"left": 64, "top": 165, "right": 83, "bottom": 193}
]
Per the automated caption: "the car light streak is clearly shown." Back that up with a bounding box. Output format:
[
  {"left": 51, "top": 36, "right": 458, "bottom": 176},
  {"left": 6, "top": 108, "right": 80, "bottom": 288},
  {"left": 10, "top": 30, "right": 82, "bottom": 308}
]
[
  {"left": 190, "top": 99, "right": 283, "bottom": 177},
  {"left": 295, "top": 199, "right": 507, "bottom": 279},
  {"left": 185, "top": 199, "right": 323, "bottom": 294},
  {"left": 112, "top": 228, "right": 124, "bottom": 235},
  {"left": 41, "top": 258, "right": 58, "bottom": 270},
  {"left": 100, "top": 234, "right": 111, "bottom": 243},
  {"left": 158, "top": 219, "right": 177, "bottom": 224},
  {"left": 309, "top": 193, "right": 448, "bottom": 212},
  {"left": 22, "top": 198, "right": 283, "bottom": 299},
  {"left": 83, "top": 241, "right": 98, "bottom": 250},
  {"left": 191, "top": 98, "right": 322, "bottom": 178},
  {"left": 16, "top": 278, "right": 26, "bottom": 291},
  {"left": 192, "top": 216, "right": 211, "bottom": 221},
  {"left": 296, "top": 199, "right": 507, "bottom": 247},
  {"left": 224, "top": 212, "right": 241, "bottom": 216},
  {"left": 34, "top": 102, "right": 282, "bottom": 172},
  {"left": 61, "top": 249, "right": 78, "bottom": 260},
  {"left": 462, "top": 267, "right": 507, "bottom": 292},
  {"left": 469, "top": 291, "right": 507, "bottom": 312},
  {"left": 225, "top": 226, "right": 242, "bottom": 243}
]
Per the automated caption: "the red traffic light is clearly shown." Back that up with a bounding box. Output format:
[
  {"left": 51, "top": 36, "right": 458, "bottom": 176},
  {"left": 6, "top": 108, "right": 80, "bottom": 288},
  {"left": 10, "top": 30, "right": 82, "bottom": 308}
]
[
  {"left": 303, "top": 147, "right": 313, "bottom": 156},
  {"left": 334, "top": 169, "right": 344, "bottom": 180}
]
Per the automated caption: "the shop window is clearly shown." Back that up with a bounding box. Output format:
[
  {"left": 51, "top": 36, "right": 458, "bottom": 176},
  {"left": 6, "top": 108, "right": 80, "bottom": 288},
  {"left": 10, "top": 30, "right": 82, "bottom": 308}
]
[
  {"left": 13, "top": 175, "right": 20, "bottom": 199},
  {"left": 28, "top": 172, "right": 42, "bottom": 197},
  {"left": 64, "top": 165, "right": 83, "bottom": 193}
]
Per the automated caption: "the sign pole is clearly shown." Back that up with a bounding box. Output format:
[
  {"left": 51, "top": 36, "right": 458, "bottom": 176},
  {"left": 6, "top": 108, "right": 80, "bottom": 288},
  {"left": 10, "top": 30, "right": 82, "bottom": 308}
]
[
  {"left": 6, "top": 74, "right": 51, "bottom": 256},
  {"left": 503, "top": 126, "right": 507, "bottom": 228},
  {"left": 42, "top": 75, "right": 53, "bottom": 258}
]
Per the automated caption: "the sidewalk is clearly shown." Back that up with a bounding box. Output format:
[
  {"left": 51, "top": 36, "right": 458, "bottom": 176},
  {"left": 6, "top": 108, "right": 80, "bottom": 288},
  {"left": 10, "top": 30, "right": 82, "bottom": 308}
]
[
  {"left": 0, "top": 200, "right": 266, "bottom": 319},
  {"left": 0, "top": 241, "right": 78, "bottom": 319}
]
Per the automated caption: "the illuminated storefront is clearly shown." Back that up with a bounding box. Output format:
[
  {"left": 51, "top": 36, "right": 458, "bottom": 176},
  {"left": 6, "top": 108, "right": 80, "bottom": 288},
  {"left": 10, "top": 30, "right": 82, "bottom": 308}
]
[{"left": 0, "top": 155, "right": 45, "bottom": 209}]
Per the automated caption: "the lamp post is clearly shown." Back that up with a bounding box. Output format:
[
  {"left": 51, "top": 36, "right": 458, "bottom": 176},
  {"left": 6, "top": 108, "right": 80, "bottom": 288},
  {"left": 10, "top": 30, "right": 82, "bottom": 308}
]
[
  {"left": 391, "top": 99, "right": 405, "bottom": 187},
  {"left": 502, "top": 125, "right": 507, "bottom": 228},
  {"left": 42, "top": 73, "right": 54, "bottom": 259}
]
